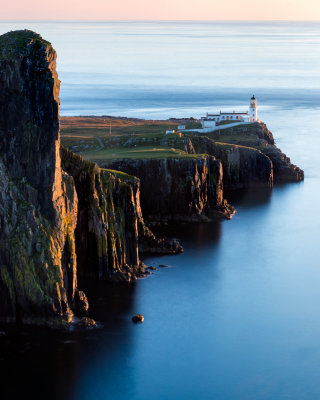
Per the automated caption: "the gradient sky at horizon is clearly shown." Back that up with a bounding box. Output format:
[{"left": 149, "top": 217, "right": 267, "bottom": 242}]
[{"left": 1, "top": 0, "right": 320, "bottom": 21}]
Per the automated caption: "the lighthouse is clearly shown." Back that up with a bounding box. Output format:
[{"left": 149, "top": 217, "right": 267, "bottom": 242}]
[{"left": 249, "top": 95, "right": 258, "bottom": 122}]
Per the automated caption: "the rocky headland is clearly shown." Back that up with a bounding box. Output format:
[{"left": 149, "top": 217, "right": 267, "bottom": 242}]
[{"left": 0, "top": 30, "right": 304, "bottom": 327}]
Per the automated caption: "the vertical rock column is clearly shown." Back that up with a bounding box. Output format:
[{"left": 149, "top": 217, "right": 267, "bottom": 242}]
[{"left": 0, "top": 30, "right": 80, "bottom": 325}]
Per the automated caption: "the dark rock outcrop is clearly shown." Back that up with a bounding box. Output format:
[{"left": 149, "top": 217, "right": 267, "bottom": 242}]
[
  {"left": 199, "top": 122, "right": 304, "bottom": 183},
  {"left": 101, "top": 156, "right": 234, "bottom": 223},
  {"left": 261, "top": 145, "right": 304, "bottom": 182},
  {"left": 187, "top": 135, "right": 273, "bottom": 190}
]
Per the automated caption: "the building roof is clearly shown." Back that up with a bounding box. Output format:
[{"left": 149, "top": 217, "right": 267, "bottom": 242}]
[
  {"left": 205, "top": 111, "right": 249, "bottom": 117},
  {"left": 220, "top": 112, "right": 248, "bottom": 115}
]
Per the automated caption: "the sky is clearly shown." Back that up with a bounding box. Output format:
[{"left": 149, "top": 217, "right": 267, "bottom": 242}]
[{"left": 1, "top": 0, "right": 320, "bottom": 21}]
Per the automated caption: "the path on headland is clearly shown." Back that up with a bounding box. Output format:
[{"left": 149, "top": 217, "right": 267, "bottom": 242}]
[{"left": 96, "top": 137, "right": 104, "bottom": 149}]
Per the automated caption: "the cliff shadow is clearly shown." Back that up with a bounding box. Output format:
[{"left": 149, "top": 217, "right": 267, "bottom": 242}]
[
  {"left": 150, "top": 220, "right": 222, "bottom": 251},
  {"left": 224, "top": 187, "right": 273, "bottom": 209}
]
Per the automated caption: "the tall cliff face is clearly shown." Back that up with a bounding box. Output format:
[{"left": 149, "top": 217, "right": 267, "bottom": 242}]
[
  {"left": 0, "top": 31, "right": 80, "bottom": 325},
  {"left": 102, "top": 156, "right": 234, "bottom": 223},
  {"left": 187, "top": 136, "right": 273, "bottom": 190},
  {"left": 261, "top": 145, "right": 304, "bottom": 182},
  {"left": 0, "top": 30, "right": 181, "bottom": 325},
  {"left": 0, "top": 30, "right": 63, "bottom": 222},
  {"left": 201, "top": 122, "right": 304, "bottom": 183}
]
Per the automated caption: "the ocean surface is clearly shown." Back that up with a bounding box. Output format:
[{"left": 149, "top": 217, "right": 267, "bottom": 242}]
[{"left": 1, "top": 21, "right": 320, "bottom": 400}]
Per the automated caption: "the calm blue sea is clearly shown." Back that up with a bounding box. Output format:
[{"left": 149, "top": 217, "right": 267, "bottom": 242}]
[{"left": 1, "top": 21, "right": 320, "bottom": 400}]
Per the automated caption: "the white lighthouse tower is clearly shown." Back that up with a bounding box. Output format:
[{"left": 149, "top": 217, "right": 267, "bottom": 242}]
[{"left": 249, "top": 95, "right": 258, "bottom": 122}]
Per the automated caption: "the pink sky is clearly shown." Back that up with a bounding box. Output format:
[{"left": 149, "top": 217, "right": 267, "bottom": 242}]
[{"left": 1, "top": 0, "right": 320, "bottom": 21}]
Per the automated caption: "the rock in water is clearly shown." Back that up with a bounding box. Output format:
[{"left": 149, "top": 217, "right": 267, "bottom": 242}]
[
  {"left": 132, "top": 314, "right": 144, "bottom": 323},
  {"left": 79, "top": 317, "right": 96, "bottom": 329},
  {"left": 0, "top": 30, "right": 80, "bottom": 326},
  {"left": 74, "top": 290, "right": 89, "bottom": 314}
]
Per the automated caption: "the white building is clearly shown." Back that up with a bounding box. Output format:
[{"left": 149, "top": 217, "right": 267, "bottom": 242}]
[{"left": 201, "top": 95, "right": 259, "bottom": 129}]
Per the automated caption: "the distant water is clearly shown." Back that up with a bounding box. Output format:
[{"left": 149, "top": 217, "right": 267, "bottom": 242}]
[
  {"left": 1, "top": 21, "right": 320, "bottom": 400},
  {"left": 1, "top": 21, "right": 320, "bottom": 118}
]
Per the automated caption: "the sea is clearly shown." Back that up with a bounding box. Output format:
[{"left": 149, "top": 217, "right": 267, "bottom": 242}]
[{"left": 0, "top": 21, "right": 320, "bottom": 400}]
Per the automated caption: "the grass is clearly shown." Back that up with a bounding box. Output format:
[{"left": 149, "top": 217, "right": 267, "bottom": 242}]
[
  {"left": 216, "top": 120, "right": 243, "bottom": 126},
  {"left": 82, "top": 146, "right": 205, "bottom": 161},
  {"left": 60, "top": 117, "right": 264, "bottom": 162},
  {"left": 0, "top": 30, "right": 51, "bottom": 60},
  {"left": 60, "top": 117, "right": 182, "bottom": 153},
  {"left": 61, "top": 117, "right": 197, "bottom": 160},
  {"left": 204, "top": 123, "right": 263, "bottom": 149},
  {"left": 61, "top": 117, "right": 178, "bottom": 138},
  {"left": 185, "top": 121, "right": 202, "bottom": 129},
  {"left": 215, "top": 142, "right": 262, "bottom": 151},
  {"left": 103, "top": 169, "right": 138, "bottom": 182}
]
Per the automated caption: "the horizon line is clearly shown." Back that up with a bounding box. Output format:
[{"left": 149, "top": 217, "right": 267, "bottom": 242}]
[{"left": 1, "top": 19, "right": 320, "bottom": 23}]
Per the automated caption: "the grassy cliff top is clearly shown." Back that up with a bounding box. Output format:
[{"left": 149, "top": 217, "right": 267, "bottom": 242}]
[
  {"left": 61, "top": 117, "right": 268, "bottom": 162},
  {"left": 83, "top": 146, "right": 205, "bottom": 161},
  {"left": 61, "top": 116, "right": 199, "bottom": 161},
  {"left": 103, "top": 169, "right": 139, "bottom": 182},
  {"left": 0, "top": 30, "right": 51, "bottom": 60}
]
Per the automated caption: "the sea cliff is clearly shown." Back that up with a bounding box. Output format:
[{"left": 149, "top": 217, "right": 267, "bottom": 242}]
[
  {"left": 61, "top": 147, "right": 182, "bottom": 280},
  {"left": 102, "top": 155, "right": 234, "bottom": 223},
  {"left": 0, "top": 29, "right": 304, "bottom": 327},
  {"left": 0, "top": 30, "right": 80, "bottom": 325},
  {"left": 0, "top": 30, "right": 180, "bottom": 326},
  {"left": 186, "top": 135, "right": 274, "bottom": 190}
]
